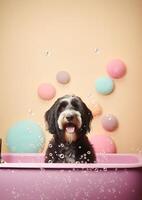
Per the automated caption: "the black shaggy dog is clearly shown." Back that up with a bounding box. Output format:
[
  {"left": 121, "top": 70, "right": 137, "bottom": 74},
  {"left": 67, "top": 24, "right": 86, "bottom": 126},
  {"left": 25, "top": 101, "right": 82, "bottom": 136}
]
[{"left": 45, "top": 95, "right": 96, "bottom": 163}]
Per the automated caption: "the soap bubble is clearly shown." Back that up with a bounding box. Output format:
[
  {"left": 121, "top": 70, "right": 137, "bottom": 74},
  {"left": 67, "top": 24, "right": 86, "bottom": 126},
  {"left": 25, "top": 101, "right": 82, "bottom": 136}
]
[
  {"left": 87, "top": 151, "right": 91, "bottom": 155},
  {"left": 49, "top": 144, "right": 53, "bottom": 148},
  {"left": 59, "top": 154, "right": 64, "bottom": 159},
  {"left": 60, "top": 143, "right": 64, "bottom": 147}
]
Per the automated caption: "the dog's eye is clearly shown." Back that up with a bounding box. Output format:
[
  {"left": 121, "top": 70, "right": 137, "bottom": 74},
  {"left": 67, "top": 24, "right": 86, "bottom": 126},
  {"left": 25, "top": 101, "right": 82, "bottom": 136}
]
[
  {"left": 71, "top": 100, "right": 79, "bottom": 109},
  {"left": 58, "top": 101, "right": 68, "bottom": 112}
]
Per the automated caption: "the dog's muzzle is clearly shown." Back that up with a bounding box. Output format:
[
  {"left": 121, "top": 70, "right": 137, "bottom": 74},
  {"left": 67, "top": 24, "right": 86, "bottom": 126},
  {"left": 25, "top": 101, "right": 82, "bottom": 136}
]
[{"left": 58, "top": 110, "right": 82, "bottom": 132}]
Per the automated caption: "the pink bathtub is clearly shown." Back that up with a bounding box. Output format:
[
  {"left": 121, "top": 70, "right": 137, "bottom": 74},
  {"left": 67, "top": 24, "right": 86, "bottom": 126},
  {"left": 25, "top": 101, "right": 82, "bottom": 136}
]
[{"left": 0, "top": 153, "right": 142, "bottom": 200}]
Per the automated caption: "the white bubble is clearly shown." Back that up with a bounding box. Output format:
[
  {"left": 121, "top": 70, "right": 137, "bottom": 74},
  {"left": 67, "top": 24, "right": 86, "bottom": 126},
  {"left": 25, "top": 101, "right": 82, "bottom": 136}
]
[
  {"left": 78, "top": 146, "right": 82, "bottom": 149},
  {"left": 87, "top": 151, "right": 91, "bottom": 155},
  {"left": 60, "top": 143, "right": 64, "bottom": 147},
  {"left": 80, "top": 155, "right": 83, "bottom": 159},
  {"left": 49, "top": 144, "right": 52, "bottom": 148},
  {"left": 49, "top": 153, "right": 53, "bottom": 156},
  {"left": 48, "top": 160, "right": 52, "bottom": 163}
]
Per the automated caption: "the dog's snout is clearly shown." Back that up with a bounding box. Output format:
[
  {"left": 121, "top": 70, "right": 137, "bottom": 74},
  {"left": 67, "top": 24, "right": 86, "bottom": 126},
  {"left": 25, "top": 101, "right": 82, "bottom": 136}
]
[{"left": 66, "top": 115, "right": 74, "bottom": 121}]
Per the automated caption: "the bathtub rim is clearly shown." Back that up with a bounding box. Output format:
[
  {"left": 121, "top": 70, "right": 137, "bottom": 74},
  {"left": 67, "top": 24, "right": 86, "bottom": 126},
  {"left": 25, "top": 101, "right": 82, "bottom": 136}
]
[{"left": 0, "top": 153, "right": 142, "bottom": 169}]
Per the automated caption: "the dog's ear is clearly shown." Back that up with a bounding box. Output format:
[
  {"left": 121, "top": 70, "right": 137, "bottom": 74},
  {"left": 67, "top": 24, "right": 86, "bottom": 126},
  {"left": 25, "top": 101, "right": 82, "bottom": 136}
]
[
  {"left": 81, "top": 102, "right": 93, "bottom": 133},
  {"left": 45, "top": 103, "right": 58, "bottom": 134}
]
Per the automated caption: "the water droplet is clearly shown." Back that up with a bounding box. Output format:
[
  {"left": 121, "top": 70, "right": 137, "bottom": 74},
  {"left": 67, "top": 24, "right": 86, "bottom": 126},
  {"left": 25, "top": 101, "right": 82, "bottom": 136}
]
[
  {"left": 45, "top": 51, "right": 49, "bottom": 56},
  {"left": 108, "top": 189, "right": 111, "bottom": 193},
  {"left": 103, "top": 168, "right": 107, "bottom": 172},
  {"left": 28, "top": 108, "right": 32, "bottom": 114},
  {"left": 112, "top": 188, "right": 116, "bottom": 193},
  {"left": 72, "top": 154, "right": 75, "bottom": 158},
  {"left": 59, "top": 154, "right": 64, "bottom": 159},
  {"left": 94, "top": 48, "right": 100, "bottom": 54}
]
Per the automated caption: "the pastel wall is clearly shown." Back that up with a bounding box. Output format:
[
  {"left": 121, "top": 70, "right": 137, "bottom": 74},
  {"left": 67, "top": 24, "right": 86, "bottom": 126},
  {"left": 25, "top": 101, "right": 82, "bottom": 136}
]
[{"left": 0, "top": 0, "right": 142, "bottom": 153}]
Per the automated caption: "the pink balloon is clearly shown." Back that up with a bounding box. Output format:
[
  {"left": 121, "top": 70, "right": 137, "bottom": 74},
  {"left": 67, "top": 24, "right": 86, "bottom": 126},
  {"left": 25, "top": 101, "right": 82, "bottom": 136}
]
[
  {"left": 107, "top": 59, "right": 126, "bottom": 79},
  {"left": 101, "top": 114, "right": 118, "bottom": 132},
  {"left": 37, "top": 83, "right": 56, "bottom": 100},
  {"left": 56, "top": 71, "right": 71, "bottom": 84},
  {"left": 90, "top": 134, "right": 117, "bottom": 153}
]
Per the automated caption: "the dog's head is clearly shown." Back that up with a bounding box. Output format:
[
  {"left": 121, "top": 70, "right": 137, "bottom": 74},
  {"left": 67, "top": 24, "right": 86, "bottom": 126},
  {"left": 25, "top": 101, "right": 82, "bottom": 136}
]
[{"left": 45, "top": 95, "right": 93, "bottom": 143}]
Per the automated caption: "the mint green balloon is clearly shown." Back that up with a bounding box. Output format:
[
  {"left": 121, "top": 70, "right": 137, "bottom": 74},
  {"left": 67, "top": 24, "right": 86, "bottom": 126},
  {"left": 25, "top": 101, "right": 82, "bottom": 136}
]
[
  {"left": 95, "top": 77, "right": 114, "bottom": 95},
  {"left": 6, "top": 120, "right": 45, "bottom": 153}
]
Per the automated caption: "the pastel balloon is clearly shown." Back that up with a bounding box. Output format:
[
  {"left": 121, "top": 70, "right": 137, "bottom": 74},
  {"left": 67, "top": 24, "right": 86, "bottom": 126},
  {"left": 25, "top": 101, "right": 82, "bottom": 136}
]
[
  {"left": 6, "top": 120, "right": 45, "bottom": 153},
  {"left": 38, "top": 83, "right": 56, "bottom": 100},
  {"left": 95, "top": 77, "right": 114, "bottom": 95},
  {"left": 90, "top": 134, "right": 117, "bottom": 153},
  {"left": 56, "top": 71, "right": 71, "bottom": 84},
  {"left": 107, "top": 59, "right": 126, "bottom": 78},
  {"left": 92, "top": 103, "right": 102, "bottom": 116},
  {"left": 101, "top": 114, "right": 118, "bottom": 131}
]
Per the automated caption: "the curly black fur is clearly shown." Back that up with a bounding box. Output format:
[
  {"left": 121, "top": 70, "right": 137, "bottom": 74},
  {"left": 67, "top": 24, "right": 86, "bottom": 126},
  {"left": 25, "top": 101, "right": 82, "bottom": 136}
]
[{"left": 44, "top": 95, "right": 96, "bottom": 163}]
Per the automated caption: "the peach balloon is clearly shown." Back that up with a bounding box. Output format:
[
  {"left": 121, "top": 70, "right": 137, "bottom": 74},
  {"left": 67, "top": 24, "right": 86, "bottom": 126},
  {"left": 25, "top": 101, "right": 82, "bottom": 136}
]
[
  {"left": 37, "top": 83, "right": 56, "bottom": 100},
  {"left": 90, "top": 134, "right": 117, "bottom": 153},
  {"left": 92, "top": 103, "right": 102, "bottom": 116},
  {"left": 107, "top": 59, "right": 126, "bottom": 79}
]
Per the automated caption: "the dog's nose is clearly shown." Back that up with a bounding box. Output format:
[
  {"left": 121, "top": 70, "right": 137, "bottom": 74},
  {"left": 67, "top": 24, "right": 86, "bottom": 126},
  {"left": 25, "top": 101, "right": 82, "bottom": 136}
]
[{"left": 66, "top": 115, "right": 74, "bottom": 121}]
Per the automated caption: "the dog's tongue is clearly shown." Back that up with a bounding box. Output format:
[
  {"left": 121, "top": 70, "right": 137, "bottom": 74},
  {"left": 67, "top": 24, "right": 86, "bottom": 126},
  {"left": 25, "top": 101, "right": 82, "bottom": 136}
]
[{"left": 66, "top": 126, "right": 75, "bottom": 133}]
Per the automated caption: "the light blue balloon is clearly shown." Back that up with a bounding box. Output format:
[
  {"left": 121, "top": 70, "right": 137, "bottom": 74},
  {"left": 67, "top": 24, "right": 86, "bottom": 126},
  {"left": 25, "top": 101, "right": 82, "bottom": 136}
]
[
  {"left": 95, "top": 77, "right": 114, "bottom": 95},
  {"left": 6, "top": 120, "right": 45, "bottom": 153}
]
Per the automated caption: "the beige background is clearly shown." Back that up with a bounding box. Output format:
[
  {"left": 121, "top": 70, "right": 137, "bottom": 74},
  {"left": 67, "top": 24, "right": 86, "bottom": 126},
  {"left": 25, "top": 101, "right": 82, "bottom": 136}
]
[{"left": 0, "top": 0, "right": 142, "bottom": 153}]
